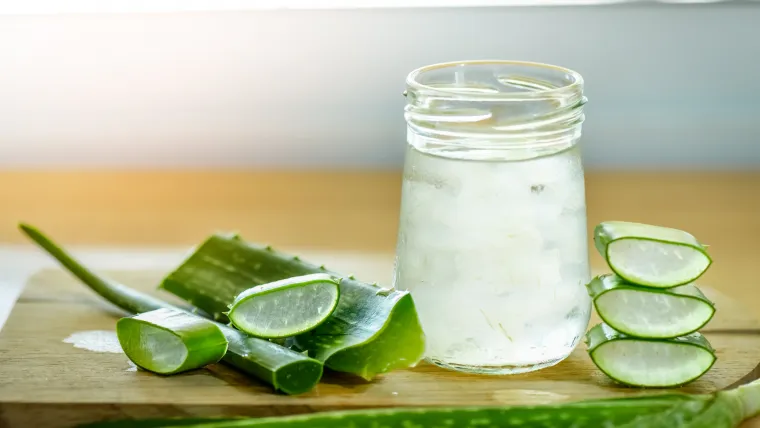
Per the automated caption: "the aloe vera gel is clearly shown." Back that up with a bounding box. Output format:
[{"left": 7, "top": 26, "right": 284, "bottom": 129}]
[{"left": 393, "top": 61, "right": 592, "bottom": 374}]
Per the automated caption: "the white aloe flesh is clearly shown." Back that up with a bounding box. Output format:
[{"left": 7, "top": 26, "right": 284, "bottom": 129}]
[
  {"left": 595, "top": 221, "right": 712, "bottom": 288},
  {"left": 228, "top": 274, "right": 341, "bottom": 339},
  {"left": 586, "top": 323, "right": 716, "bottom": 388},
  {"left": 587, "top": 274, "right": 715, "bottom": 338}
]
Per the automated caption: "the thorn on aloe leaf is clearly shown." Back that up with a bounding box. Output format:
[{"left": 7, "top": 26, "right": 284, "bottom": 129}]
[
  {"left": 220, "top": 231, "right": 241, "bottom": 240},
  {"left": 265, "top": 245, "right": 273, "bottom": 252},
  {"left": 375, "top": 287, "right": 395, "bottom": 297},
  {"left": 348, "top": 275, "right": 356, "bottom": 280},
  {"left": 293, "top": 256, "right": 301, "bottom": 261},
  {"left": 319, "top": 265, "right": 326, "bottom": 270}
]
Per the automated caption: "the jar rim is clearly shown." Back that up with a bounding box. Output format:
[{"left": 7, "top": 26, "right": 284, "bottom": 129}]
[{"left": 405, "top": 60, "right": 584, "bottom": 101}]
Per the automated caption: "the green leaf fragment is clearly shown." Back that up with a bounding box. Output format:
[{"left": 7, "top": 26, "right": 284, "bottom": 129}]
[
  {"left": 159, "top": 234, "right": 426, "bottom": 380},
  {"left": 117, "top": 308, "right": 228, "bottom": 375}
]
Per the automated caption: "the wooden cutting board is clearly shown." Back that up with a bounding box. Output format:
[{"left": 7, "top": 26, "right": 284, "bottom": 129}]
[{"left": 1, "top": 252, "right": 759, "bottom": 428}]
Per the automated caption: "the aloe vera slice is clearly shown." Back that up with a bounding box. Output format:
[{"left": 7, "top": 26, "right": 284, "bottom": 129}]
[
  {"left": 160, "top": 234, "right": 426, "bottom": 380},
  {"left": 594, "top": 221, "right": 712, "bottom": 288},
  {"left": 586, "top": 323, "right": 716, "bottom": 388},
  {"left": 117, "top": 308, "right": 228, "bottom": 374},
  {"left": 78, "top": 377, "right": 760, "bottom": 428},
  {"left": 19, "top": 224, "right": 323, "bottom": 395},
  {"left": 587, "top": 274, "right": 715, "bottom": 339},
  {"left": 228, "top": 274, "right": 340, "bottom": 339}
]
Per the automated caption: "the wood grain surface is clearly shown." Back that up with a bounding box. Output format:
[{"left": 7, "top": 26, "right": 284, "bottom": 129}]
[{"left": 0, "top": 170, "right": 759, "bottom": 427}]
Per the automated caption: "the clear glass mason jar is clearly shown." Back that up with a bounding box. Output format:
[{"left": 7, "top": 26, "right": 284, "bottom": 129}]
[{"left": 392, "top": 60, "right": 592, "bottom": 375}]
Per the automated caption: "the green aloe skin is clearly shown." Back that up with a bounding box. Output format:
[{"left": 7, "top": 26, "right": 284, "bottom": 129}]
[
  {"left": 18, "top": 224, "right": 323, "bottom": 395},
  {"left": 77, "top": 378, "right": 760, "bottom": 428},
  {"left": 159, "top": 234, "right": 426, "bottom": 380}
]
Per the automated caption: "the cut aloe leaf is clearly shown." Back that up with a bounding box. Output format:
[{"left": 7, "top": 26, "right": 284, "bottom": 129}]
[
  {"left": 586, "top": 274, "right": 715, "bottom": 339},
  {"left": 228, "top": 274, "right": 340, "bottom": 339},
  {"left": 586, "top": 323, "right": 716, "bottom": 388},
  {"left": 594, "top": 221, "right": 712, "bottom": 288},
  {"left": 160, "top": 234, "right": 426, "bottom": 380},
  {"left": 19, "top": 224, "right": 324, "bottom": 395},
  {"left": 117, "top": 308, "right": 228, "bottom": 375}
]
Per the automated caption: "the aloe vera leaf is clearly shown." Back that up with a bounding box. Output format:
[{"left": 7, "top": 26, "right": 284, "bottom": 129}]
[
  {"left": 18, "top": 224, "right": 323, "bottom": 395},
  {"left": 75, "top": 398, "right": 693, "bottom": 427},
  {"left": 117, "top": 308, "right": 228, "bottom": 375},
  {"left": 228, "top": 273, "right": 340, "bottom": 339},
  {"left": 77, "top": 377, "right": 760, "bottom": 428},
  {"left": 594, "top": 221, "right": 712, "bottom": 288},
  {"left": 76, "top": 388, "right": 760, "bottom": 428},
  {"left": 159, "top": 234, "right": 426, "bottom": 380},
  {"left": 586, "top": 323, "right": 716, "bottom": 388},
  {"left": 586, "top": 274, "right": 716, "bottom": 339}
]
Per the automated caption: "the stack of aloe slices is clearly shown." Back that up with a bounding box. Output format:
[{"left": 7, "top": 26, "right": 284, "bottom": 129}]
[
  {"left": 19, "top": 224, "right": 426, "bottom": 395},
  {"left": 586, "top": 221, "right": 716, "bottom": 388}
]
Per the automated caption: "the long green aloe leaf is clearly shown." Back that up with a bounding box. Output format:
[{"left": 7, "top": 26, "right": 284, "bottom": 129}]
[
  {"left": 18, "top": 223, "right": 323, "bottom": 395},
  {"left": 159, "top": 234, "right": 426, "bottom": 380},
  {"left": 76, "top": 378, "right": 760, "bottom": 428}
]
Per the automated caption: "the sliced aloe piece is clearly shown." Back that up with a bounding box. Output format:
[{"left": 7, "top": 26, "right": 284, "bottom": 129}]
[
  {"left": 586, "top": 323, "right": 716, "bottom": 388},
  {"left": 587, "top": 274, "right": 715, "bottom": 339},
  {"left": 117, "top": 308, "right": 228, "bottom": 375},
  {"left": 228, "top": 274, "right": 340, "bottom": 339},
  {"left": 594, "top": 221, "right": 712, "bottom": 288},
  {"left": 160, "top": 234, "right": 426, "bottom": 380}
]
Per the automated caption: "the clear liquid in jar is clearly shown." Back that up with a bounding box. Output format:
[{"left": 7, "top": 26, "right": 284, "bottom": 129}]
[{"left": 392, "top": 143, "right": 592, "bottom": 374}]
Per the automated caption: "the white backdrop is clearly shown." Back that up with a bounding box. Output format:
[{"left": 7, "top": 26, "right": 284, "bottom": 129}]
[{"left": 1, "top": 2, "right": 758, "bottom": 169}]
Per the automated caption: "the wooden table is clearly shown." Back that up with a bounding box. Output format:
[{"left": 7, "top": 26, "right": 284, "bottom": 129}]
[{"left": 1, "top": 170, "right": 759, "bottom": 426}]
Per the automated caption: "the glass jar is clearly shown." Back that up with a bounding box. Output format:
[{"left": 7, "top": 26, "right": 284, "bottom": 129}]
[{"left": 392, "top": 60, "right": 592, "bottom": 375}]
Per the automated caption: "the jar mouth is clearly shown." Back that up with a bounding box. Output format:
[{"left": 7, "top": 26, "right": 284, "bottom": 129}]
[
  {"left": 406, "top": 60, "right": 583, "bottom": 102},
  {"left": 404, "top": 60, "right": 586, "bottom": 156}
]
